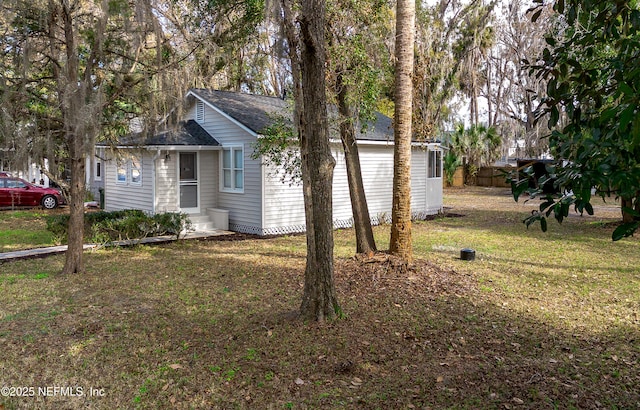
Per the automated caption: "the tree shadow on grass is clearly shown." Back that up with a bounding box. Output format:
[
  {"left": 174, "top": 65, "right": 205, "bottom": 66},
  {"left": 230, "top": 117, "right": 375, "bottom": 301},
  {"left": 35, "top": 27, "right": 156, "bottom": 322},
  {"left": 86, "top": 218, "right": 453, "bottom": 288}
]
[{"left": 2, "top": 246, "right": 638, "bottom": 409}]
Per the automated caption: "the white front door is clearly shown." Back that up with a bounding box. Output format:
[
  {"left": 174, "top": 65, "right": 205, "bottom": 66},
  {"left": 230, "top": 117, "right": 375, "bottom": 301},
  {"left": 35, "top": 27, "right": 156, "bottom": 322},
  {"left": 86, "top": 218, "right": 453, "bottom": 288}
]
[{"left": 179, "top": 152, "right": 199, "bottom": 213}]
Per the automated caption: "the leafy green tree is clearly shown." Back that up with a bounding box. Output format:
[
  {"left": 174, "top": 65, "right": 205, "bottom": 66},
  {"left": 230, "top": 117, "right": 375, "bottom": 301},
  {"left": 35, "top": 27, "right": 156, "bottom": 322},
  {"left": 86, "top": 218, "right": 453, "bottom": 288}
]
[
  {"left": 256, "top": 0, "right": 390, "bottom": 256},
  {"left": 326, "top": 0, "right": 391, "bottom": 254},
  {"left": 0, "top": 0, "right": 174, "bottom": 274},
  {"left": 486, "top": 0, "right": 554, "bottom": 156},
  {"left": 413, "top": 0, "right": 495, "bottom": 138},
  {"left": 513, "top": 0, "right": 640, "bottom": 240},
  {"left": 455, "top": 0, "right": 496, "bottom": 126},
  {"left": 0, "top": 0, "right": 265, "bottom": 274}
]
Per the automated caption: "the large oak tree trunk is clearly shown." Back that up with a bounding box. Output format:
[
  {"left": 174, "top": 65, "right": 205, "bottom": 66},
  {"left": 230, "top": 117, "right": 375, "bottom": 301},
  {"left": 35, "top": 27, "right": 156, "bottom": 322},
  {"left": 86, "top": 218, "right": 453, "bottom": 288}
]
[
  {"left": 389, "top": 0, "right": 415, "bottom": 263},
  {"left": 298, "top": 0, "right": 340, "bottom": 321},
  {"left": 336, "top": 72, "right": 376, "bottom": 254}
]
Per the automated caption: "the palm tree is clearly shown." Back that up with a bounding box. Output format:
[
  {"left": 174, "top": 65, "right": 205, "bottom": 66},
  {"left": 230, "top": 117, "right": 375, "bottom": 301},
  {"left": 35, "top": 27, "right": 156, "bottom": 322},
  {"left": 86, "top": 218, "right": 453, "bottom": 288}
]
[
  {"left": 389, "top": 0, "right": 416, "bottom": 263},
  {"left": 449, "top": 123, "right": 501, "bottom": 184}
]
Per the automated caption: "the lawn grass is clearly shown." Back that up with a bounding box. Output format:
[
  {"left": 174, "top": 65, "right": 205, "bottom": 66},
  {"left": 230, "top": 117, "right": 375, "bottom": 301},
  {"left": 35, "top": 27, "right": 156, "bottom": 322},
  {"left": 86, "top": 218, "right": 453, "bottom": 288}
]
[
  {"left": 0, "top": 210, "right": 57, "bottom": 252},
  {"left": 0, "top": 187, "right": 638, "bottom": 409}
]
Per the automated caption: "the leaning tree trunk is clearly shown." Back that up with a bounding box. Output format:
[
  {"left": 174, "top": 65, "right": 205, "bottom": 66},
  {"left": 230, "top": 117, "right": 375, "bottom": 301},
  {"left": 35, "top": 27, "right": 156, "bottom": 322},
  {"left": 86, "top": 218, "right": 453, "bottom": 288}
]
[
  {"left": 389, "top": 0, "right": 415, "bottom": 263},
  {"left": 336, "top": 72, "right": 376, "bottom": 254},
  {"left": 298, "top": 0, "right": 340, "bottom": 321}
]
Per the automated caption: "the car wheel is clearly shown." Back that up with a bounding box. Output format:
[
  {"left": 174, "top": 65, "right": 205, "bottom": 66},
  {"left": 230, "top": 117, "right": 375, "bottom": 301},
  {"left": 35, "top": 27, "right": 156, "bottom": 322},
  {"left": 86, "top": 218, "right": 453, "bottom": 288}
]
[{"left": 42, "top": 195, "right": 58, "bottom": 209}]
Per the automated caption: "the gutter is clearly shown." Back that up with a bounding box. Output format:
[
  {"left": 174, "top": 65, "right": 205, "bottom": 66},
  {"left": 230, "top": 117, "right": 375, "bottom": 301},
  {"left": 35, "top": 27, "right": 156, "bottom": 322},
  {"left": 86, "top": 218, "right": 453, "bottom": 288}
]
[{"left": 151, "top": 149, "right": 163, "bottom": 214}]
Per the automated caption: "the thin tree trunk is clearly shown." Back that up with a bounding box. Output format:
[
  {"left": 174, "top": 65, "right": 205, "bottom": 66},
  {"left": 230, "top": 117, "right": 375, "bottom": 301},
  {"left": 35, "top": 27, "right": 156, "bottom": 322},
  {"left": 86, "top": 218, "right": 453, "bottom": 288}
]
[
  {"left": 62, "top": 135, "right": 86, "bottom": 274},
  {"left": 59, "top": 0, "right": 86, "bottom": 274},
  {"left": 336, "top": 72, "right": 377, "bottom": 255},
  {"left": 486, "top": 55, "right": 493, "bottom": 127},
  {"left": 389, "top": 0, "right": 415, "bottom": 263},
  {"left": 621, "top": 195, "right": 640, "bottom": 224},
  {"left": 298, "top": 0, "right": 340, "bottom": 321}
]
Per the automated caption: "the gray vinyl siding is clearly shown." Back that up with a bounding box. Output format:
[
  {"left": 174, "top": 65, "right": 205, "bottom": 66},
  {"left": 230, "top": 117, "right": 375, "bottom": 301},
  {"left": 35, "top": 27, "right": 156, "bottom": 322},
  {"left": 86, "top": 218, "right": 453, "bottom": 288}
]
[
  {"left": 104, "top": 151, "right": 154, "bottom": 213},
  {"left": 199, "top": 151, "right": 218, "bottom": 210},
  {"left": 181, "top": 94, "right": 442, "bottom": 235},
  {"left": 262, "top": 164, "right": 305, "bottom": 233},
  {"left": 261, "top": 143, "right": 396, "bottom": 233},
  {"left": 153, "top": 151, "right": 218, "bottom": 214},
  {"left": 332, "top": 148, "right": 352, "bottom": 222},
  {"left": 425, "top": 147, "right": 443, "bottom": 213},
  {"left": 411, "top": 148, "right": 428, "bottom": 212},
  {"left": 355, "top": 144, "right": 395, "bottom": 222},
  {"left": 188, "top": 103, "right": 262, "bottom": 233},
  {"left": 262, "top": 143, "right": 442, "bottom": 234},
  {"left": 155, "top": 155, "right": 178, "bottom": 213}
]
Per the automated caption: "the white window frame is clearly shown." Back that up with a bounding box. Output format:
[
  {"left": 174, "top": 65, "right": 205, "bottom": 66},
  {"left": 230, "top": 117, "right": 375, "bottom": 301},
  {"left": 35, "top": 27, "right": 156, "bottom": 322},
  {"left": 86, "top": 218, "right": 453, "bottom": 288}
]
[
  {"left": 116, "top": 159, "right": 127, "bottom": 185},
  {"left": 428, "top": 149, "right": 442, "bottom": 179},
  {"left": 94, "top": 150, "right": 103, "bottom": 182},
  {"left": 94, "top": 160, "right": 102, "bottom": 181},
  {"left": 130, "top": 156, "right": 142, "bottom": 185},
  {"left": 220, "top": 146, "right": 244, "bottom": 193},
  {"left": 115, "top": 154, "right": 142, "bottom": 186}
]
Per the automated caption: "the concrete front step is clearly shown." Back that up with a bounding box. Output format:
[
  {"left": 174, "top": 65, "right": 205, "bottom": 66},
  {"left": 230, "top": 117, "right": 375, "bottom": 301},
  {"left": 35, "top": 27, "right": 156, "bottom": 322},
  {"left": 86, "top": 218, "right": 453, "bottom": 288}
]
[
  {"left": 187, "top": 213, "right": 223, "bottom": 232},
  {"left": 187, "top": 209, "right": 229, "bottom": 231}
]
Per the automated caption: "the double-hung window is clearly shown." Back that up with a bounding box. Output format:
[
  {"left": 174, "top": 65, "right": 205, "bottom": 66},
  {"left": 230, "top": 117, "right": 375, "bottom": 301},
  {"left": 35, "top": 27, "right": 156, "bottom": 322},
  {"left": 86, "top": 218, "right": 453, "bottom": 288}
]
[
  {"left": 116, "top": 154, "right": 142, "bottom": 186},
  {"left": 221, "top": 146, "right": 244, "bottom": 192}
]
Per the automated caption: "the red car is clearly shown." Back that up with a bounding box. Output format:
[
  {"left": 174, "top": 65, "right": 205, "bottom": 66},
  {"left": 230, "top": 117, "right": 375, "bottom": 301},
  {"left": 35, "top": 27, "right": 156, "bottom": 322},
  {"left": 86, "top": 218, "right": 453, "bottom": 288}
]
[{"left": 0, "top": 176, "right": 65, "bottom": 209}]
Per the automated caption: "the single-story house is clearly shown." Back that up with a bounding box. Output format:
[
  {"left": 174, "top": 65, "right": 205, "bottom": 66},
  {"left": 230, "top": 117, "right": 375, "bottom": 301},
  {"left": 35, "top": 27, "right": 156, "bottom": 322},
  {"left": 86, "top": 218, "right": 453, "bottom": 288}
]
[{"left": 99, "top": 89, "right": 443, "bottom": 235}]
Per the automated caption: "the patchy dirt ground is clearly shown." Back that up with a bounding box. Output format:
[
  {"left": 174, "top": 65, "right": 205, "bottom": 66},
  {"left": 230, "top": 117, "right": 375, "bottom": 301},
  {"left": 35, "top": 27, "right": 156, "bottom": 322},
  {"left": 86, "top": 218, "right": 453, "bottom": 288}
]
[{"left": 0, "top": 187, "right": 638, "bottom": 409}]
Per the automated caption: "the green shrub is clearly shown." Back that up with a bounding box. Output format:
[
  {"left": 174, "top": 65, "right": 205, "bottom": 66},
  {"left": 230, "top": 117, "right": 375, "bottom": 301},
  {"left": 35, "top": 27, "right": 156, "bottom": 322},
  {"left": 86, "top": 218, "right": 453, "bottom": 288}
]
[
  {"left": 443, "top": 151, "right": 461, "bottom": 187},
  {"left": 151, "top": 212, "right": 192, "bottom": 236},
  {"left": 46, "top": 210, "right": 192, "bottom": 244}
]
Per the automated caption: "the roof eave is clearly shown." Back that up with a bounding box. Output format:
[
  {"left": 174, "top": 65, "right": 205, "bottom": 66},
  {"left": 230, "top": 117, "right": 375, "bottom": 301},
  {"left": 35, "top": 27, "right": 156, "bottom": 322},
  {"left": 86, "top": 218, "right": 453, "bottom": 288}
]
[
  {"left": 145, "top": 145, "right": 222, "bottom": 151},
  {"left": 327, "top": 138, "right": 441, "bottom": 147}
]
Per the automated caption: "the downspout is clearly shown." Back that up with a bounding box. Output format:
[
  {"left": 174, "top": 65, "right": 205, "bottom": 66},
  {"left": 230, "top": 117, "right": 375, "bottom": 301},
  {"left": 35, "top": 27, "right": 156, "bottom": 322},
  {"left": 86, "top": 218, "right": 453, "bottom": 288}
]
[
  {"left": 260, "top": 153, "right": 265, "bottom": 235},
  {"left": 152, "top": 149, "right": 162, "bottom": 214},
  {"left": 85, "top": 156, "right": 91, "bottom": 190}
]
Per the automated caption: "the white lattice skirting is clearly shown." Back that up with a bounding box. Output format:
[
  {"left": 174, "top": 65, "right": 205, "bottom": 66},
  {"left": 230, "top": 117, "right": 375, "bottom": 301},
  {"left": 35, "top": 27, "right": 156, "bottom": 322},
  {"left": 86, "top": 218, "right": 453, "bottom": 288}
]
[{"left": 230, "top": 207, "right": 442, "bottom": 237}]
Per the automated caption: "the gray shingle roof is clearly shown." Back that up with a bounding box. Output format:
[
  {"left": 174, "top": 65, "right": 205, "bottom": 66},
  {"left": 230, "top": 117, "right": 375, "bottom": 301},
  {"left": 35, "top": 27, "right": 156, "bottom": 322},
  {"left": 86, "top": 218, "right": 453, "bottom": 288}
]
[
  {"left": 190, "top": 89, "right": 289, "bottom": 135},
  {"left": 112, "top": 120, "right": 220, "bottom": 147},
  {"left": 150, "top": 120, "right": 220, "bottom": 146},
  {"left": 189, "top": 89, "right": 394, "bottom": 142}
]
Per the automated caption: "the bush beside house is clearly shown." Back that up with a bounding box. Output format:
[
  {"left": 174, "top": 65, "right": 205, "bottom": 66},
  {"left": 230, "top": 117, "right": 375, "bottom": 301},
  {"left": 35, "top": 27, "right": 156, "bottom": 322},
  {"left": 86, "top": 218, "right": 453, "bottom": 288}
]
[{"left": 46, "top": 210, "right": 192, "bottom": 245}]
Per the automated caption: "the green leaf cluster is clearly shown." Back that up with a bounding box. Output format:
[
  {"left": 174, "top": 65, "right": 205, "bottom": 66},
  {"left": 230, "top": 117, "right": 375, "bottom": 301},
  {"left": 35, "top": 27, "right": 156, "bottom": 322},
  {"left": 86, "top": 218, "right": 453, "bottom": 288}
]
[
  {"left": 251, "top": 112, "right": 302, "bottom": 185},
  {"left": 520, "top": 0, "right": 640, "bottom": 240}
]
